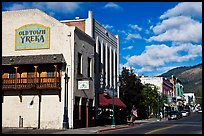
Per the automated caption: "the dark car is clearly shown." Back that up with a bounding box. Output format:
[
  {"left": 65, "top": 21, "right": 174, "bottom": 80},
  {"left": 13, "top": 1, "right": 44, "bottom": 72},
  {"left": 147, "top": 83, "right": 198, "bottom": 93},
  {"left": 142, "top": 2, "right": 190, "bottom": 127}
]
[{"left": 168, "top": 110, "right": 182, "bottom": 120}]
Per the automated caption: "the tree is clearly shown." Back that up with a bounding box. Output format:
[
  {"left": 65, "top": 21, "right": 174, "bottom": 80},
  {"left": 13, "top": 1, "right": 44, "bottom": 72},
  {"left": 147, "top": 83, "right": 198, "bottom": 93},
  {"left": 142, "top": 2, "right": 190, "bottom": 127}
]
[
  {"left": 119, "top": 67, "right": 144, "bottom": 117},
  {"left": 141, "top": 83, "right": 159, "bottom": 118},
  {"left": 195, "top": 89, "right": 202, "bottom": 106}
]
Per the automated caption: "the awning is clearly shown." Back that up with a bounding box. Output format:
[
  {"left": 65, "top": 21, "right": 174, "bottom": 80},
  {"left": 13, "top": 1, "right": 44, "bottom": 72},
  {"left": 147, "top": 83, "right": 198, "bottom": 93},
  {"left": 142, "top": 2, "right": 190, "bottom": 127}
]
[{"left": 99, "top": 93, "right": 126, "bottom": 108}]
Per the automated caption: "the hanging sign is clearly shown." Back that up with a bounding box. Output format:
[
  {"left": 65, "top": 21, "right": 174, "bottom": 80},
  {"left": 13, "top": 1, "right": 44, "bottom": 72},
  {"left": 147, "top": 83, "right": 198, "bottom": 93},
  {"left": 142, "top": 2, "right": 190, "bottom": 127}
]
[
  {"left": 15, "top": 24, "right": 50, "bottom": 50},
  {"left": 78, "top": 81, "right": 89, "bottom": 90}
]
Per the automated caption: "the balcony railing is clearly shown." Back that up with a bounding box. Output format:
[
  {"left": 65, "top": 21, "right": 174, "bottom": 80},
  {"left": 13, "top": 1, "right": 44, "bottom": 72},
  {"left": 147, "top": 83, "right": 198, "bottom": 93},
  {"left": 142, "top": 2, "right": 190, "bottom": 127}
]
[{"left": 2, "top": 77, "right": 61, "bottom": 90}]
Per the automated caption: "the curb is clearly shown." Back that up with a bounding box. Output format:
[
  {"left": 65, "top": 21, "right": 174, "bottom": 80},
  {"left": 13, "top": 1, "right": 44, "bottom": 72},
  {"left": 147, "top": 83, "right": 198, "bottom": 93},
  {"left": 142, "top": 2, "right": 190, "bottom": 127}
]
[{"left": 96, "top": 124, "right": 140, "bottom": 133}]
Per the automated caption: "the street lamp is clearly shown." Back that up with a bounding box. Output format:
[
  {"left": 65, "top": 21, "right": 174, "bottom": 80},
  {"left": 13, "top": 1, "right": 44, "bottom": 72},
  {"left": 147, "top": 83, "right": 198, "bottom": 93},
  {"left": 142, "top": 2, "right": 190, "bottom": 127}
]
[
  {"left": 63, "top": 68, "right": 69, "bottom": 129},
  {"left": 111, "top": 81, "right": 120, "bottom": 128},
  {"left": 157, "top": 92, "right": 160, "bottom": 121},
  {"left": 111, "top": 87, "right": 115, "bottom": 128}
]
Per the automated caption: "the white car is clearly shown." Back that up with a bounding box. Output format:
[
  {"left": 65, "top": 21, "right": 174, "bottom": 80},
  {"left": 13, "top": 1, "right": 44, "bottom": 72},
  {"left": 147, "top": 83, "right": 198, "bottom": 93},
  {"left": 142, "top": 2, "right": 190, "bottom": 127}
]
[
  {"left": 198, "top": 109, "right": 202, "bottom": 113},
  {"left": 181, "top": 110, "right": 188, "bottom": 117}
]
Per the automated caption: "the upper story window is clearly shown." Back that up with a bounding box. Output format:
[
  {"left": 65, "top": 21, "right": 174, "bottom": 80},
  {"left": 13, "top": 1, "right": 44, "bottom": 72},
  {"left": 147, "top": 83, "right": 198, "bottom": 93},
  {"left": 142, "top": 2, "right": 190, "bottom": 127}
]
[
  {"left": 27, "top": 72, "right": 34, "bottom": 77},
  {"left": 88, "top": 57, "right": 92, "bottom": 77},
  {"left": 8, "top": 73, "right": 15, "bottom": 78},
  {"left": 46, "top": 71, "right": 54, "bottom": 77},
  {"left": 77, "top": 53, "right": 83, "bottom": 75}
]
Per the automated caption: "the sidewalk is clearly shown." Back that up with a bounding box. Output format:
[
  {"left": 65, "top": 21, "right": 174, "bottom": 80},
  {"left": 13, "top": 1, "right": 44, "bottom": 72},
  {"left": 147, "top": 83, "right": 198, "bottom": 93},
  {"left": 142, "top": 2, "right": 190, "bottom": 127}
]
[
  {"left": 2, "top": 118, "right": 167, "bottom": 134},
  {"left": 54, "top": 117, "right": 165, "bottom": 134}
]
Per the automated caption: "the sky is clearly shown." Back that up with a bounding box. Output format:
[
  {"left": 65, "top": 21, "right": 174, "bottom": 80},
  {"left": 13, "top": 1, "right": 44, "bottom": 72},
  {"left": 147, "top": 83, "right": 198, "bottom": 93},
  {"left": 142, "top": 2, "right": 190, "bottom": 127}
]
[{"left": 2, "top": 2, "right": 202, "bottom": 76}]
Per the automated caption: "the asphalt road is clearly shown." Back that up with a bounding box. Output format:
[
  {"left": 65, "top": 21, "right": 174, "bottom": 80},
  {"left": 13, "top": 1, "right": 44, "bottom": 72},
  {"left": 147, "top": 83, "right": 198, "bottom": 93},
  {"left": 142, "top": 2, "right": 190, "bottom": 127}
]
[{"left": 98, "top": 112, "right": 202, "bottom": 134}]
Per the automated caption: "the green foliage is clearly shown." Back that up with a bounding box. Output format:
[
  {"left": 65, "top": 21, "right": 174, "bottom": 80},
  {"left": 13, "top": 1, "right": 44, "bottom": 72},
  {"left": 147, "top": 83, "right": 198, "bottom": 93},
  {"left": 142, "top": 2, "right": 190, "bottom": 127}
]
[
  {"left": 141, "top": 83, "right": 168, "bottom": 118},
  {"left": 119, "top": 67, "right": 144, "bottom": 113},
  {"left": 195, "top": 89, "right": 202, "bottom": 106}
]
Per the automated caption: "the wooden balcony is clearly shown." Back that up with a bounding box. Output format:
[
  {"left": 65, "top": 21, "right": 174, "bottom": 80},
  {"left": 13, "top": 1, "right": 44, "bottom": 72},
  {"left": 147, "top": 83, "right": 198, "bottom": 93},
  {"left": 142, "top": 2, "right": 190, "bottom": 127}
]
[{"left": 2, "top": 77, "right": 61, "bottom": 90}]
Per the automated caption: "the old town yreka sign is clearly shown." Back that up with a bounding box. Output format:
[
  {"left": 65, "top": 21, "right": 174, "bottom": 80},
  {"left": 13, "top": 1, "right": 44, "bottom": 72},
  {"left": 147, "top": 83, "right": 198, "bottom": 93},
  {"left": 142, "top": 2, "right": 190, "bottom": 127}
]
[{"left": 15, "top": 24, "right": 50, "bottom": 50}]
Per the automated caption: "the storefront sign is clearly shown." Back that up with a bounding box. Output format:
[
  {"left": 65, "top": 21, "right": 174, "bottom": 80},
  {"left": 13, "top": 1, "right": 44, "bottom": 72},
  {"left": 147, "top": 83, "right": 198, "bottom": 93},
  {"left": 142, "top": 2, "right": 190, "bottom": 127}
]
[
  {"left": 78, "top": 81, "right": 89, "bottom": 90},
  {"left": 15, "top": 24, "right": 50, "bottom": 50}
]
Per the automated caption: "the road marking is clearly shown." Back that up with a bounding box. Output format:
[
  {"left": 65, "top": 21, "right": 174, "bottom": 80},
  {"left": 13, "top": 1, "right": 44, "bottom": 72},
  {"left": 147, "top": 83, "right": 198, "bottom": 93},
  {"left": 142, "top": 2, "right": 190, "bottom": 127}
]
[{"left": 145, "top": 125, "right": 177, "bottom": 134}]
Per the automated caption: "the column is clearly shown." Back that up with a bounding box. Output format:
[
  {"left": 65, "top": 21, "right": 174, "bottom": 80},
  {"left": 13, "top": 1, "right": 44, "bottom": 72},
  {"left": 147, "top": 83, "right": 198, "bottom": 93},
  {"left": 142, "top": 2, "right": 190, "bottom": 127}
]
[
  {"left": 54, "top": 65, "right": 57, "bottom": 87},
  {"left": 116, "top": 35, "right": 119, "bottom": 98},
  {"left": 105, "top": 43, "right": 108, "bottom": 87},
  {"left": 34, "top": 66, "right": 38, "bottom": 83},
  {"left": 113, "top": 49, "right": 116, "bottom": 89},
  {"left": 79, "top": 97, "right": 82, "bottom": 120},
  {"left": 109, "top": 46, "right": 112, "bottom": 88},
  {"left": 86, "top": 99, "right": 89, "bottom": 128},
  {"left": 96, "top": 37, "right": 99, "bottom": 77},
  {"left": 14, "top": 66, "right": 18, "bottom": 88},
  {"left": 101, "top": 40, "right": 104, "bottom": 74}
]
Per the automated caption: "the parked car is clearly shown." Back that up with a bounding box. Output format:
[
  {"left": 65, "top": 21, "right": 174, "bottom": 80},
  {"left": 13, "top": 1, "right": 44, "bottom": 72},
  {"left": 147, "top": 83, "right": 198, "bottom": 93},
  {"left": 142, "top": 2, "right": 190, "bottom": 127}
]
[
  {"left": 197, "top": 109, "right": 202, "bottom": 113},
  {"left": 168, "top": 110, "right": 182, "bottom": 120},
  {"left": 181, "top": 110, "right": 188, "bottom": 117},
  {"left": 184, "top": 109, "right": 190, "bottom": 116}
]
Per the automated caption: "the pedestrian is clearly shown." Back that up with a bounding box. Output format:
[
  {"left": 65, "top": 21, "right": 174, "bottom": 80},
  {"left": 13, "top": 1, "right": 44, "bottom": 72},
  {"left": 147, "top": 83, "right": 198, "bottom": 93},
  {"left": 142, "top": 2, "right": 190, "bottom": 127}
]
[{"left": 160, "top": 112, "right": 163, "bottom": 120}]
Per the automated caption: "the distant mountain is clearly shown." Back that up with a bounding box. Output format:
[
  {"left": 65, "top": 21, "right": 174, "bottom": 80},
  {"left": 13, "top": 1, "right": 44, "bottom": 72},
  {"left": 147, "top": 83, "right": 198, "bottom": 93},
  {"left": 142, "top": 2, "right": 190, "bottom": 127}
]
[{"left": 160, "top": 63, "right": 202, "bottom": 94}]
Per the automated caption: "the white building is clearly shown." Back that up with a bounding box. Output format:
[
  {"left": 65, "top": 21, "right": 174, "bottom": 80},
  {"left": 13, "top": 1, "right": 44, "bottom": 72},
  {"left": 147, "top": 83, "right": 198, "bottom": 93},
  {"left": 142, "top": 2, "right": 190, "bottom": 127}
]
[
  {"left": 140, "top": 76, "right": 163, "bottom": 93},
  {"left": 183, "top": 93, "right": 196, "bottom": 107},
  {"left": 60, "top": 11, "right": 121, "bottom": 121},
  {"left": 60, "top": 11, "right": 120, "bottom": 96},
  {"left": 2, "top": 9, "right": 95, "bottom": 129}
]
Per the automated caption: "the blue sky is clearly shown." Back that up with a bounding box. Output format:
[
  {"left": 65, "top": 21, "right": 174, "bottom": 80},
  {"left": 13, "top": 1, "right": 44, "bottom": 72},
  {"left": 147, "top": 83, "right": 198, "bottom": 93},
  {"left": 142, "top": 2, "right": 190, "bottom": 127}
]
[{"left": 2, "top": 2, "right": 202, "bottom": 76}]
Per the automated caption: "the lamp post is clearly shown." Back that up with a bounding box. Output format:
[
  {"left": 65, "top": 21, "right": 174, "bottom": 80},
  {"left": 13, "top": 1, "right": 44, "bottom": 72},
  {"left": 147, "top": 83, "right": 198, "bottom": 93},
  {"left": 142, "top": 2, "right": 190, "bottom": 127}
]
[
  {"left": 63, "top": 68, "right": 69, "bottom": 129},
  {"left": 111, "top": 87, "right": 115, "bottom": 128},
  {"left": 111, "top": 81, "right": 120, "bottom": 128},
  {"left": 157, "top": 92, "right": 160, "bottom": 121}
]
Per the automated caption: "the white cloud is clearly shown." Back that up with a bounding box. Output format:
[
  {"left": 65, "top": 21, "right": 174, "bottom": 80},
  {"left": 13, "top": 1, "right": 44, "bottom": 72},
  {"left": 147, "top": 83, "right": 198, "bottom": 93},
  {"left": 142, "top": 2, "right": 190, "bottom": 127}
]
[
  {"left": 119, "top": 64, "right": 135, "bottom": 74},
  {"left": 104, "top": 2, "right": 122, "bottom": 10},
  {"left": 4, "top": 2, "right": 84, "bottom": 15},
  {"left": 117, "top": 30, "right": 126, "bottom": 35},
  {"left": 128, "top": 24, "right": 142, "bottom": 31},
  {"left": 135, "top": 65, "right": 179, "bottom": 76},
  {"left": 122, "top": 46, "right": 133, "bottom": 50},
  {"left": 4, "top": 2, "right": 32, "bottom": 10},
  {"left": 148, "top": 16, "right": 202, "bottom": 43},
  {"left": 124, "top": 43, "right": 202, "bottom": 74},
  {"left": 125, "top": 34, "right": 142, "bottom": 40},
  {"left": 103, "top": 24, "right": 113, "bottom": 29},
  {"left": 145, "top": 30, "right": 150, "bottom": 34},
  {"left": 160, "top": 2, "right": 202, "bottom": 19}
]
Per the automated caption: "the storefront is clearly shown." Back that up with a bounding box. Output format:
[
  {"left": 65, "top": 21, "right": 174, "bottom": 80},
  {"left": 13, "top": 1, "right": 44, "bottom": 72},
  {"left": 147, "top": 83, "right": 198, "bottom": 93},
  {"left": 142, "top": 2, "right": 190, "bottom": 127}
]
[{"left": 2, "top": 9, "right": 95, "bottom": 129}]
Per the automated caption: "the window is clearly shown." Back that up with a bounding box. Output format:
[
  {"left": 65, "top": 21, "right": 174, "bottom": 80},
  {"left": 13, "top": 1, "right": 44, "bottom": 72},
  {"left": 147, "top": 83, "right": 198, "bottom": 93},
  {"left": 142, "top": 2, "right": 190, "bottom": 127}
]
[
  {"left": 78, "top": 53, "right": 82, "bottom": 75},
  {"left": 88, "top": 57, "right": 92, "bottom": 77},
  {"left": 8, "top": 73, "right": 15, "bottom": 78},
  {"left": 46, "top": 71, "right": 54, "bottom": 77},
  {"left": 27, "top": 72, "right": 34, "bottom": 77}
]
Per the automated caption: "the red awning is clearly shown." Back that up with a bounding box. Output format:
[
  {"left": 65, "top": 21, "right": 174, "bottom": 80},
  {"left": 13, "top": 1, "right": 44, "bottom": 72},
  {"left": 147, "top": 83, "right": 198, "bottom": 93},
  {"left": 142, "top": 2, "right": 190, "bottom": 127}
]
[
  {"left": 113, "top": 96, "right": 127, "bottom": 108},
  {"left": 99, "top": 93, "right": 126, "bottom": 108},
  {"left": 99, "top": 93, "right": 111, "bottom": 107}
]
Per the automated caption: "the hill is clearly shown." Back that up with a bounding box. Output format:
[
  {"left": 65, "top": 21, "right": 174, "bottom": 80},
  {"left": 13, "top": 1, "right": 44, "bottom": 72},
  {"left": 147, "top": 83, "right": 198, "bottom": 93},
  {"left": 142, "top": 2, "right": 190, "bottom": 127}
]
[{"left": 160, "top": 63, "right": 202, "bottom": 94}]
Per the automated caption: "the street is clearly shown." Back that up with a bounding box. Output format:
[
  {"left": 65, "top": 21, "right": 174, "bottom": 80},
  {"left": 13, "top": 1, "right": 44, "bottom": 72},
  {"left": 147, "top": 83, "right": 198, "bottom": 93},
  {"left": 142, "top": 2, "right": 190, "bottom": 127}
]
[{"left": 98, "top": 112, "right": 202, "bottom": 134}]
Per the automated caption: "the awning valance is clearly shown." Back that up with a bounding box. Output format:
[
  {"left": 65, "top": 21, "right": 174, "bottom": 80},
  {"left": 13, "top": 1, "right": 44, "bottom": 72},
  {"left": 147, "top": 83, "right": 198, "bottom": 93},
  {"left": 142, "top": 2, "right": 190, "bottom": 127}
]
[{"left": 99, "top": 93, "right": 126, "bottom": 108}]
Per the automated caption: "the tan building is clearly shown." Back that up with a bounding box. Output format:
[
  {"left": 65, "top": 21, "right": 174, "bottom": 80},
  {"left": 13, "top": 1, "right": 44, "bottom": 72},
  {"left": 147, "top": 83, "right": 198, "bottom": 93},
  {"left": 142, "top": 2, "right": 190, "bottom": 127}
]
[{"left": 2, "top": 8, "right": 95, "bottom": 129}]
